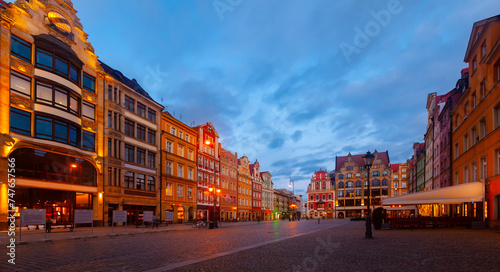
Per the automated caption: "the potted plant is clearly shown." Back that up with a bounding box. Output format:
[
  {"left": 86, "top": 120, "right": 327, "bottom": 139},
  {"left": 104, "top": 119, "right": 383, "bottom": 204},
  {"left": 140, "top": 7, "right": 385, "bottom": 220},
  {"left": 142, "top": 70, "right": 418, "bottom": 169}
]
[{"left": 372, "top": 208, "right": 384, "bottom": 230}]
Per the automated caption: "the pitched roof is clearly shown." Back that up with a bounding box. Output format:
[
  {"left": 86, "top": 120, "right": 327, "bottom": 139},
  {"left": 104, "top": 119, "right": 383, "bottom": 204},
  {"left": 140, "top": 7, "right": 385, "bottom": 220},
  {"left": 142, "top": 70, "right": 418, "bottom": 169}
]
[
  {"left": 335, "top": 150, "right": 390, "bottom": 170},
  {"left": 99, "top": 60, "right": 157, "bottom": 102},
  {"left": 391, "top": 163, "right": 401, "bottom": 173},
  {"left": 464, "top": 14, "right": 500, "bottom": 62}
]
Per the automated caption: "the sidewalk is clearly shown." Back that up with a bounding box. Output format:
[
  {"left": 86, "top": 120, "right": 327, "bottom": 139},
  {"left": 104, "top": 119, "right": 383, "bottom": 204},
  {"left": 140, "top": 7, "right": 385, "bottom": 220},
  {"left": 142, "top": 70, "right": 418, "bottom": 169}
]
[{"left": 0, "top": 220, "right": 277, "bottom": 245}]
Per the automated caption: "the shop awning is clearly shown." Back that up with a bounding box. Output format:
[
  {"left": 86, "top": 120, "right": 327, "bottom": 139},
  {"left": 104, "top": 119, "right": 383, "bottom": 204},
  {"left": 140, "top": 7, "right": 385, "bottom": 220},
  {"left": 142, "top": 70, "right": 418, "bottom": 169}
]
[
  {"left": 382, "top": 182, "right": 484, "bottom": 205},
  {"left": 385, "top": 205, "right": 417, "bottom": 211}
]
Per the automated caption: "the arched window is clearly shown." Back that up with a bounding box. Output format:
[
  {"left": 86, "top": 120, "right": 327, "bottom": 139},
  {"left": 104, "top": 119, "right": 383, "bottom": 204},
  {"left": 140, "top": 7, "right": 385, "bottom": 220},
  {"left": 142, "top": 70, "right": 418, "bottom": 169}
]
[
  {"left": 382, "top": 171, "right": 388, "bottom": 176},
  {"left": 355, "top": 181, "right": 362, "bottom": 187},
  {"left": 346, "top": 181, "right": 354, "bottom": 188},
  {"left": 382, "top": 179, "right": 388, "bottom": 186},
  {"left": 338, "top": 182, "right": 344, "bottom": 188},
  {"left": 338, "top": 174, "right": 344, "bottom": 179},
  {"left": 356, "top": 173, "right": 361, "bottom": 178},
  {"left": 316, "top": 195, "right": 319, "bottom": 200},
  {"left": 372, "top": 180, "right": 381, "bottom": 186},
  {"left": 372, "top": 171, "right": 380, "bottom": 177},
  {"left": 346, "top": 173, "right": 352, "bottom": 178}
]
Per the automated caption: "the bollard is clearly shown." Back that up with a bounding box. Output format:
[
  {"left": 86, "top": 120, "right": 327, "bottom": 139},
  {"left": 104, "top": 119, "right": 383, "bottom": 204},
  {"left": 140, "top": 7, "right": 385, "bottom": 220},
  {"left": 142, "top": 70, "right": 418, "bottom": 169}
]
[{"left": 318, "top": 218, "right": 320, "bottom": 224}]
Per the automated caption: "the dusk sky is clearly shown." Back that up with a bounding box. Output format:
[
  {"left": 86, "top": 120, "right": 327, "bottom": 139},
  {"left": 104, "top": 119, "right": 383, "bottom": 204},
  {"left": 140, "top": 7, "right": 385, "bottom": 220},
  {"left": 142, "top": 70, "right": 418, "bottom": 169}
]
[{"left": 71, "top": 0, "right": 498, "bottom": 196}]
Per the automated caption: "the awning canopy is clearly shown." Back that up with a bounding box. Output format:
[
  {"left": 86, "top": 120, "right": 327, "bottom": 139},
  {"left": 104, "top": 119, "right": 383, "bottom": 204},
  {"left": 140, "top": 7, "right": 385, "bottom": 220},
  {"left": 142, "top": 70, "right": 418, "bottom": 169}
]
[
  {"left": 385, "top": 205, "right": 417, "bottom": 211},
  {"left": 382, "top": 182, "right": 484, "bottom": 205}
]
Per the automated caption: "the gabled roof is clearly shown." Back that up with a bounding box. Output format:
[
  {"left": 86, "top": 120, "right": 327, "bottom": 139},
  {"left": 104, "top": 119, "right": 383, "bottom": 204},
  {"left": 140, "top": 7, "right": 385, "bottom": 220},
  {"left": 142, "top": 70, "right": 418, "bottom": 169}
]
[
  {"left": 99, "top": 60, "right": 157, "bottom": 102},
  {"left": 335, "top": 150, "right": 390, "bottom": 170},
  {"left": 464, "top": 14, "right": 500, "bottom": 62},
  {"left": 391, "top": 163, "right": 401, "bottom": 174}
]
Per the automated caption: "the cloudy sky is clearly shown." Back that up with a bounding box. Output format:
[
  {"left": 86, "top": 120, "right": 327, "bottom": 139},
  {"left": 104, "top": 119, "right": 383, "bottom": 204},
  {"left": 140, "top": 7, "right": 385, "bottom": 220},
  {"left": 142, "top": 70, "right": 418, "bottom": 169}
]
[{"left": 72, "top": 0, "right": 498, "bottom": 196}]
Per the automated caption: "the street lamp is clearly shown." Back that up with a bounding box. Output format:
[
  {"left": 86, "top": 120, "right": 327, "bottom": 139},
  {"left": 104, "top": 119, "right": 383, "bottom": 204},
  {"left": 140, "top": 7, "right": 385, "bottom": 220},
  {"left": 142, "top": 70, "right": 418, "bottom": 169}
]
[
  {"left": 289, "top": 177, "right": 295, "bottom": 220},
  {"left": 363, "top": 151, "right": 375, "bottom": 239}
]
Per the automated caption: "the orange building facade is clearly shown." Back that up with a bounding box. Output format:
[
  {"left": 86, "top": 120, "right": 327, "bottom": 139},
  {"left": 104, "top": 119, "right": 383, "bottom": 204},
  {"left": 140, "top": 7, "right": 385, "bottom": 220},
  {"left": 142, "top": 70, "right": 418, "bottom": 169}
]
[
  {"left": 452, "top": 15, "right": 500, "bottom": 227},
  {"left": 219, "top": 146, "right": 238, "bottom": 221},
  {"left": 237, "top": 156, "right": 252, "bottom": 220},
  {"left": 161, "top": 112, "right": 198, "bottom": 223}
]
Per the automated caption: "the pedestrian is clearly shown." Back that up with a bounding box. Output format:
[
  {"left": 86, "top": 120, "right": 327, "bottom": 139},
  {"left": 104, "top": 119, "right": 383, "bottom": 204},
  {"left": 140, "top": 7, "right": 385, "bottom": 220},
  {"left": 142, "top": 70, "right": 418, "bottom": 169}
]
[
  {"left": 45, "top": 217, "right": 52, "bottom": 233},
  {"left": 153, "top": 216, "right": 160, "bottom": 229}
]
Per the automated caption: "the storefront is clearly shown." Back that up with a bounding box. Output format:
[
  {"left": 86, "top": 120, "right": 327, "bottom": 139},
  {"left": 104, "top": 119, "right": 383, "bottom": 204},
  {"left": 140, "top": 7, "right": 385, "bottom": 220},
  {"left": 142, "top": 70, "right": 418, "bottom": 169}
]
[{"left": 10, "top": 148, "right": 98, "bottom": 226}]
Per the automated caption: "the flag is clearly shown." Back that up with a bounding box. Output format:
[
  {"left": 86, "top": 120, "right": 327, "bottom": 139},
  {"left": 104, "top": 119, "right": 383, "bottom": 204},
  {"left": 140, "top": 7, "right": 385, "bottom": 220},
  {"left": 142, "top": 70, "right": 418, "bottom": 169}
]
[{"left": 225, "top": 194, "right": 232, "bottom": 203}]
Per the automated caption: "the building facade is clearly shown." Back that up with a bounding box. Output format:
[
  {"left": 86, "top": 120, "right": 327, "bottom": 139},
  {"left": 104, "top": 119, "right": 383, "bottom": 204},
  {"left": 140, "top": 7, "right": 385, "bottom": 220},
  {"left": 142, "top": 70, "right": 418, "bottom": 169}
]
[
  {"left": 219, "top": 146, "right": 238, "bottom": 221},
  {"left": 237, "top": 156, "right": 252, "bottom": 220},
  {"left": 161, "top": 111, "right": 197, "bottom": 223},
  {"left": 1, "top": 0, "right": 104, "bottom": 229},
  {"left": 306, "top": 170, "right": 335, "bottom": 219},
  {"left": 249, "top": 160, "right": 262, "bottom": 220},
  {"left": 334, "top": 151, "right": 391, "bottom": 218},
  {"left": 100, "top": 62, "right": 163, "bottom": 226},
  {"left": 261, "top": 171, "right": 274, "bottom": 220},
  {"left": 194, "top": 123, "right": 219, "bottom": 221},
  {"left": 452, "top": 14, "right": 500, "bottom": 227}
]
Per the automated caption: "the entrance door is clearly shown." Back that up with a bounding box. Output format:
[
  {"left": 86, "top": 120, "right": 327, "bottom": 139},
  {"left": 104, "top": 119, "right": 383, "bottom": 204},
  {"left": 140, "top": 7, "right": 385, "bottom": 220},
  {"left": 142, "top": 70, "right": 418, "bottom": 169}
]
[{"left": 45, "top": 202, "right": 72, "bottom": 225}]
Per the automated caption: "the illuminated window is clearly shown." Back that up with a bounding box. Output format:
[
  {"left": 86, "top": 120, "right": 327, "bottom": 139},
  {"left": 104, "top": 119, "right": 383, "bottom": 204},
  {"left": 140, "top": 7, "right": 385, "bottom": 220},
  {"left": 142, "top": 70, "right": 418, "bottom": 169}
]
[
  {"left": 82, "top": 101, "right": 95, "bottom": 121},
  {"left": 124, "top": 171, "right": 134, "bottom": 189},
  {"left": 166, "top": 183, "right": 173, "bottom": 196},
  {"left": 10, "top": 71, "right": 31, "bottom": 97}
]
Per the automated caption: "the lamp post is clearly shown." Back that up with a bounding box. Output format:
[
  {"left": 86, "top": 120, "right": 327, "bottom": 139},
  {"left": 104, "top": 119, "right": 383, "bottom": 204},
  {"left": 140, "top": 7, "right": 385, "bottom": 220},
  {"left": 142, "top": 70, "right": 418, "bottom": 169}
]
[
  {"left": 363, "top": 151, "right": 374, "bottom": 239},
  {"left": 289, "top": 177, "right": 295, "bottom": 220}
]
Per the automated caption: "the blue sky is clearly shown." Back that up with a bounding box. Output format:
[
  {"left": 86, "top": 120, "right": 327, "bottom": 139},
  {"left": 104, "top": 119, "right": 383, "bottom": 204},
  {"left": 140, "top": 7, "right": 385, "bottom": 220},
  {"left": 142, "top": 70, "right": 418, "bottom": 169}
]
[{"left": 71, "top": 0, "right": 498, "bottom": 196}]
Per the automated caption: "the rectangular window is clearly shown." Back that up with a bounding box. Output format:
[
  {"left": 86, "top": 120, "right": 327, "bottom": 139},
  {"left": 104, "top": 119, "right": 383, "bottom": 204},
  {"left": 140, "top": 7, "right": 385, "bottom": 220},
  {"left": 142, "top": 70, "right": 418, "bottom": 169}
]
[
  {"left": 10, "top": 71, "right": 31, "bottom": 97},
  {"left": 178, "top": 146, "right": 184, "bottom": 157},
  {"left": 82, "top": 131, "right": 95, "bottom": 151},
  {"left": 108, "top": 85, "right": 112, "bottom": 100},
  {"left": 481, "top": 157, "right": 487, "bottom": 180},
  {"left": 464, "top": 133, "right": 469, "bottom": 151},
  {"left": 166, "top": 162, "right": 172, "bottom": 175},
  {"left": 55, "top": 56, "right": 68, "bottom": 77},
  {"left": 113, "top": 139, "right": 118, "bottom": 158},
  {"left": 108, "top": 111, "right": 112, "bottom": 128},
  {"left": 125, "top": 172, "right": 134, "bottom": 189},
  {"left": 188, "top": 168, "right": 193, "bottom": 180},
  {"left": 36, "top": 47, "right": 53, "bottom": 69},
  {"left": 179, "top": 131, "right": 183, "bottom": 139},
  {"left": 393, "top": 182, "right": 398, "bottom": 188},
  {"left": 473, "top": 56, "right": 477, "bottom": 71},
  {"left": 177, "top": 185, "right": 183, "bottom": 198},
  {"left": 147, "top": 129, "right": 156, "bottom": 144},
  {"left": 136, "top": 124, "right": 146, "bottom": 141},
  {"left": 136, "top": 148, "right": 145, "bottom": 165},
  {"left": 166, "top": 141, "right": 172, "bottom": 153},
  {"left": 147, "top": 108, "right": 156, "bottom": 122},
  {"left": 472, "top": 92, "right": 477, "bottom": 108},
  {"left": 69, "top": 64, "right": 78, "bottom": 83},
  {"left": 481, "top": 42, "right": 486, "bottom": 58},
  {"left": 494, "top": 103, "right": 500, "bottom": 130},
  {"left": 82, "top": 101, "right": 95, "bottom": 121},
  {"left": 147, "top": 152, "right": 155, "bottom": 168},
  {"left": 171, "top": 127, "right": 176, "bottom": 135},
  {"left": 166, "top": 183, "right": 173, "bottom": 196},
  {"left": 464, "top": 166, "right": 469, "bottom": 183},
  {"left": 455, "top": 172, "right": 459, "bottom": 185},
  {"left": 54, "top": 88, "right": 68, "bottom": 110},
  {"left": 125, "top": 119, "right": 134, "bottom": 137},
  {"left": 82, "top": 73, "right": 95, "bottom": 93},
  {"left": 479, "top": 117, "right": 487, "bottom": 140},
  {"left": 454, "top": 143, "right": 459, "bottom": 159},
  {"left": 147, "top": 176, "right": 155, "bottom": 191},
  {"left": 187, "top": 187, "right": 193, "bottom": 198},
  {"left": 471, "top": 126, "right": 477, "bottom": 146},
  {"left": 402, "top": 182, "right": 406, "bottom": 188},
  {"left": 125, "top": 95, "right": 135, "bottom": 112},
  {"left": 10, "top": 107, "right": 31, "bottom": 135},
  {"left": 125, "top": 144, "right": 135, "bottom": 163},
  {"left": 136, "top": 173, "right": 145, "bottom": 190},
  {"left": 35, "top": 115, "right": 53, "bottom": 140},
  {"left": 178, "top": 165, "right": 183, "bottom": 178},
  {"left": 472, "top": 162, "right": 478, "bottom": 182},
  {"left": 36, "top": 81, "right": 53, "bottom": 103},
  {"left": 11, "top": 35, "right": 32, "bottom": 62},
  {"left": 137, "top": 102, "right": 146, "bottom": 117},
  {"left": 108, "top": 138, "right": 112, "bottom": 156},
  {"left": 481, "top": 80, "right": 486, "bottom": 99},
  {"left": 495, "top": 149, "right": 500, "bottom": 175}
]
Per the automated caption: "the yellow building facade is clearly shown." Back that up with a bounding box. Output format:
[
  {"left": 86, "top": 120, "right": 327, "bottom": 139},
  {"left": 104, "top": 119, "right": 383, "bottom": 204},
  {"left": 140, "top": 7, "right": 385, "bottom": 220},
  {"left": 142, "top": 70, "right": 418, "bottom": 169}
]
[{"left": 237, "top": 156, "right": 252, "bottom": 220}]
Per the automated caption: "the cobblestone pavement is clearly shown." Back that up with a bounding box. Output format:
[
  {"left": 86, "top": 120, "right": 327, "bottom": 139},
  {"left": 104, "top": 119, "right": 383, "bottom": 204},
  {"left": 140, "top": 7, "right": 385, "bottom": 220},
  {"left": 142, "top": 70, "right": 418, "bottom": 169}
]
[
  {"left": 1, "top": 220, "right": 499, "bottom": 272},
  {"left": 1, "top": 219, "right": 346, "bottom": 271}
]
